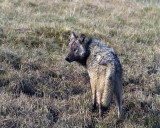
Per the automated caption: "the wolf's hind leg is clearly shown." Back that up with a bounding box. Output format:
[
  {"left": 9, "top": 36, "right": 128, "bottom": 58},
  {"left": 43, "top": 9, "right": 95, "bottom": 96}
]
[
  {"left": 90, "top": 78, "right": 97, "bottom": 112},
  {"left": 101, "top": 67, "right": 114, "bottom": 112},
  {"left": 97, "top": 91, "right": 103, "bottom": 118}
]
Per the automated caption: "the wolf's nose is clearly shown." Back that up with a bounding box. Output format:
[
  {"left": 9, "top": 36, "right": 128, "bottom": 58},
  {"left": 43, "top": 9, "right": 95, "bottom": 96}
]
[{"left": 65, "top": 57, "right": 70, "bottom": 62}]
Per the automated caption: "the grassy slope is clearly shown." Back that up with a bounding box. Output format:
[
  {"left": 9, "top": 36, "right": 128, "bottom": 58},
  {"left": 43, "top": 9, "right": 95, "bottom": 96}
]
[{"left": 0, "top": 0, "right": 160, "bottom": 127}]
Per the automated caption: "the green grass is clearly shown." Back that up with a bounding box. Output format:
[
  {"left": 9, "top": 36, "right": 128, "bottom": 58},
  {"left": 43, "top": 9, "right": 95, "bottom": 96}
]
[{"left": 0, "top": 0, "right": 160, "bottom": 127}]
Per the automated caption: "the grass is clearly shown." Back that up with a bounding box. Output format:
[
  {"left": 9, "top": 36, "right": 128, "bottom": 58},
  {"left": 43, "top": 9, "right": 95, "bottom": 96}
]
[{"left": 0, "top": 0, "right": 160, "bottom": 127}]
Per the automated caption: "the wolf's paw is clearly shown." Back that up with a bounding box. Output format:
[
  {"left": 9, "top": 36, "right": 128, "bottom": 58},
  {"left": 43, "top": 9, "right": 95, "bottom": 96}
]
[{"left": 91, "top": 104, "right": 97, "bottom": 112}]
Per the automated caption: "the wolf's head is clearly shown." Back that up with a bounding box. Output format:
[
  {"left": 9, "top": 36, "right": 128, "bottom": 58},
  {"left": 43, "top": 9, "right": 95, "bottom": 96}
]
[{"left": 65, "top": 32, "right": 89, "bottom": 65}]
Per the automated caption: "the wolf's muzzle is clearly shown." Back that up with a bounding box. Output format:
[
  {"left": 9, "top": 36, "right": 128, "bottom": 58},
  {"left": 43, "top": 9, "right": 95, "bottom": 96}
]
[{"left": 65, "top": 57, "right": 71, "bottom": 62}]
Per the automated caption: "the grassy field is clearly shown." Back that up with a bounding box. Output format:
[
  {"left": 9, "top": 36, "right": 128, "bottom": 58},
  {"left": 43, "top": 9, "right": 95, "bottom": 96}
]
[{"left": 0, "top": 0, "right": 160, "bottom": 127}]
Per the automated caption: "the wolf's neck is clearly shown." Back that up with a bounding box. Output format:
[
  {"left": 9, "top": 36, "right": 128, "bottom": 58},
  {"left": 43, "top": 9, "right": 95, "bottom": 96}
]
[
  {"left": 84, "top": 39, "right": 98, "bottom": 67},
  {"left": 75, "top": 38, "right": 93, "bottom": 67},
  {"left": 88, "top": 39, "right": 102, "bottom": 51},
  {"left": 76, "top": 38, "right": 101, "bottom": 67}
]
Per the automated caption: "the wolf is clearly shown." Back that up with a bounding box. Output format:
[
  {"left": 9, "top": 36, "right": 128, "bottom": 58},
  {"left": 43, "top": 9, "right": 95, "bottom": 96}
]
[{"left": 65, "top": 32, "right": 123, "bottom": 118}]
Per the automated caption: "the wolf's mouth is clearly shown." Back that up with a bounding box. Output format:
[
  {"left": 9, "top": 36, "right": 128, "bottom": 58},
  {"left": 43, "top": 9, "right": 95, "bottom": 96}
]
[{"left": 65, "top": 57, "right": 73, "bottom": 63}]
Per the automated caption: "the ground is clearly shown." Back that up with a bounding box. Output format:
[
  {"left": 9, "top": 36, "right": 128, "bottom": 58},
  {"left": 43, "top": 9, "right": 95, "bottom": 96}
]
[{"left": 0, "top": 0, "right": 160, "bottom": 127}]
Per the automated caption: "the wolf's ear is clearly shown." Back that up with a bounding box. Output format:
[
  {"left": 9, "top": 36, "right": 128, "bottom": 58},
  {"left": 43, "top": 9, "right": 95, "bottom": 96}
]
[
  {"left": 70, "top": 32, "right": 76, "bottom": 40},
  {"left": 79, "top": 34, "right": 86, "bottom": 42},
  {"left": 80, "top": 34, "right": 89, "bottom": 45}
]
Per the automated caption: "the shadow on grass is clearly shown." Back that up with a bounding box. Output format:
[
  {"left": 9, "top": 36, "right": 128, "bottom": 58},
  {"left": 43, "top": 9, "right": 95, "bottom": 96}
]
[
  {"left": 0, "top": 104, "right": 59, "bottom": 127},
  {"left": 0, "top": 52, "right": 21, "bottom": 70},
  {"left": 0, "top": 65, "right": 90, "bottom": 99},
  {"left": 123, "top": 74, "right": 144, "bottom": 86},
  {"left": 115, "top": 100, "right": 160, "bottom": 128}
]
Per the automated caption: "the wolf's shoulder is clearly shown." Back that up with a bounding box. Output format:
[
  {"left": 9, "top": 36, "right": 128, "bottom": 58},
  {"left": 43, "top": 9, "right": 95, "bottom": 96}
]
[
  {"left": 88, "top": 39, "right": 121, "bottom": 67},
  {"left": 89, "top": 39, "right": 115, "bottom": 56},
  {"left": 89, "top": 39, "right": 113, "bottom": 53}
]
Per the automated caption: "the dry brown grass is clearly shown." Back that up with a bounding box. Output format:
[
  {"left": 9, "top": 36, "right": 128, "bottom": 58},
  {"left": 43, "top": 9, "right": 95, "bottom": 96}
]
[{"left": 0, "top": 0, "right": 160, "bottom": 127}]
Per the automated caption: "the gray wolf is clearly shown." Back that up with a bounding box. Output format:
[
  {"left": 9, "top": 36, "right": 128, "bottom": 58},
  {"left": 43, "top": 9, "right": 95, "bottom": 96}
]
[{"left": 65, "top": 32, "right": 123, "bottom": 118}]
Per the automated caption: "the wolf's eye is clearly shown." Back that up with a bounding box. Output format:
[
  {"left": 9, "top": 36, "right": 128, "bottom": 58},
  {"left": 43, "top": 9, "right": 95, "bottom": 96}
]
[{"left": 73, "top": 49, "right": 77, "bottom": 51}]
